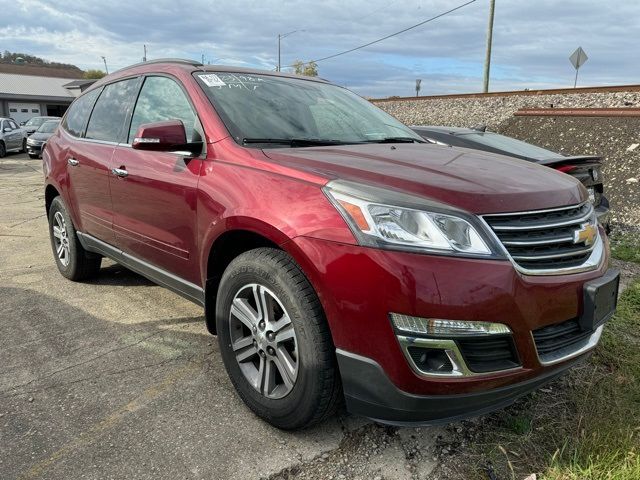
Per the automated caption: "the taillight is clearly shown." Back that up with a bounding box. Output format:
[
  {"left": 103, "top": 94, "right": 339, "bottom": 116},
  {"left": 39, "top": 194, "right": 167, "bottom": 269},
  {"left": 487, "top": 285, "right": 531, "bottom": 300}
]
[{"left": 556, "top": 164, "right": 577, "bottom": 173}]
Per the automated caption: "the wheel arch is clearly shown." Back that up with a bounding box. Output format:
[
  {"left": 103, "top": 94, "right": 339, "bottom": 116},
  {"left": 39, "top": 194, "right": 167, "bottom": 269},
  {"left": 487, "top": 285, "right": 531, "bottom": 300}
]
[{"left": 45, "top": 183, "right": 61, "bottom": 216}]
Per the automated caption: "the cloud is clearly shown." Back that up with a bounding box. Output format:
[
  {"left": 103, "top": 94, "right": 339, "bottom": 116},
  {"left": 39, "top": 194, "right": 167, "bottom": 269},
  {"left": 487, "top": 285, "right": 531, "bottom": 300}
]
[{"left": 1, "top": 0, "right": 638, "bottom": 96}]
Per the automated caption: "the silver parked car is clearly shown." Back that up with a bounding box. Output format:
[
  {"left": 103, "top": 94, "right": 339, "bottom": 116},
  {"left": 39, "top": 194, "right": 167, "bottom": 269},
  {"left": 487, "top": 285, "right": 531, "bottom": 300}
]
[{"left": 0, "top": 117, "right": 27, "bottom": 158}]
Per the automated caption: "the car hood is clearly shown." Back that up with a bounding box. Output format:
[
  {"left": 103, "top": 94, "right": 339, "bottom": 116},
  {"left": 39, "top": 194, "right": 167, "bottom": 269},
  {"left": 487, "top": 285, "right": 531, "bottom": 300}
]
[
  {"left": 29, "top": 132, "right": 53, "bottom": 141},
  {"left": 263, "top": 144, "right": 585, "bottom": 214}
]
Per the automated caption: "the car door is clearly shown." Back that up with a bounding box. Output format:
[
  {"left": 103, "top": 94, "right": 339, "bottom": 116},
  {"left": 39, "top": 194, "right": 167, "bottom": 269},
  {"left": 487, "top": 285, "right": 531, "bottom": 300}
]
[
  {"left": 109, "top": 75, "right": 204, "bottom": 284},
  {"left": 5, "top": 120, "right": 22, "bottom": 150},
  {"left": 65, "top": 79, "right": 140, "bottom": 243},
  {"left": 0, "top": 120, "right": 10, "bottom": 149}
]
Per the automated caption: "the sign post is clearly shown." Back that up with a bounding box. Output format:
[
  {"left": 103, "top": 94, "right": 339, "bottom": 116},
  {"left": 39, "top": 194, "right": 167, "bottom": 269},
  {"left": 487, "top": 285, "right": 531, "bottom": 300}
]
[
  {"left": 569, "top": 47, "right": 588, "bottom": 88},
  {"left": 415, "top": 79, "right": 422, "bottom": 97}
]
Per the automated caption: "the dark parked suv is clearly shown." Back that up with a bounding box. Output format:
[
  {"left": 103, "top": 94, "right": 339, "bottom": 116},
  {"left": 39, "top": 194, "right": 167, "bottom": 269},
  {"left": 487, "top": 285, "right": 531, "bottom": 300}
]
[{"left": 43, "top": 59, "right": 619, "bottom": 429}]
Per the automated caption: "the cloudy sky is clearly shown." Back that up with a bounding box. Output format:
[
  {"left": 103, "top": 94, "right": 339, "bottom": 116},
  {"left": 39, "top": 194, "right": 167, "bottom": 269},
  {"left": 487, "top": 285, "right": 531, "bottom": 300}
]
[{"left": 1, "top": 0, "right": 638, "bottom": 97}]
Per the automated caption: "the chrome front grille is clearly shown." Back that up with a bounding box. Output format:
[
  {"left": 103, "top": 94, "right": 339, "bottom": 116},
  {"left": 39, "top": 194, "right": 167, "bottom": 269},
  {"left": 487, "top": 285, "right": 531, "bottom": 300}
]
[{"left": 483, "top": 202, "right": 601, "bottom": 274}]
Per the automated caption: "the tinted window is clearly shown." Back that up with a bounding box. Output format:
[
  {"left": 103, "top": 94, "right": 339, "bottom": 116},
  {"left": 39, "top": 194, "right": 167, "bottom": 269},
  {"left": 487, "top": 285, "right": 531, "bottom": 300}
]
[
  {"left": 128, "top": 76, "right": 197, "bottom": 143},
  {"left": 8, "top": 120, "right": 19, "bottom": 130},
  {"left": 62, "top": 88, "right": 101, "bottom": 137},
  {"left": 86, "top": 78, "right": 139, "bottom": 142}
]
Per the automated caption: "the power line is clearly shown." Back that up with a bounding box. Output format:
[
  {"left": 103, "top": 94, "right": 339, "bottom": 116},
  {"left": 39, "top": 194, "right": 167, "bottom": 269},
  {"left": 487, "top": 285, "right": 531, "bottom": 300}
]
[{"left": 288, "top": 0, "right": 477, "bottom": 67}]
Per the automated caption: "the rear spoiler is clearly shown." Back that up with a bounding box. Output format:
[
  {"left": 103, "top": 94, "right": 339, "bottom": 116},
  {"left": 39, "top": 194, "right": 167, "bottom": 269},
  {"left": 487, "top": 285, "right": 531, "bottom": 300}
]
[{"left": 537, "top": 155, "right": 601, "bottom": 167}]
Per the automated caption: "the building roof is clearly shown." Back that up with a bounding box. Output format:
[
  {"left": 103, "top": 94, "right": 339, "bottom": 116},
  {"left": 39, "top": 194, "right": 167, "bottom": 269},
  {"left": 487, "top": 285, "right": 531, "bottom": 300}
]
[
  {"left": 0, "top": 72, "right": 79, "bottom": 100},
  {"left": 63, "top": 79, "right": 96, "bottom": 88}
]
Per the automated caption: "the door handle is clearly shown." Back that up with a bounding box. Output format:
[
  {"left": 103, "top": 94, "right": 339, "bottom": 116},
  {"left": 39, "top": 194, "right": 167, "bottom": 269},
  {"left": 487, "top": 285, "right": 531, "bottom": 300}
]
[
  {"left": 67, "top": 158, "right": 79, "bottom": 166},
  {"left": 111, "top": 167, "right": 128, "bottom": 178}
]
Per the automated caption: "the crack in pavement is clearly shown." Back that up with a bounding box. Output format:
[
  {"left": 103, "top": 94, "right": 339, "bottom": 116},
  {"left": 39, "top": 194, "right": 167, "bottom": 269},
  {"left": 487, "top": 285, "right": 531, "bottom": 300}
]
[{"left": 1, "top": 330, "right": 168, "bottom": 395}]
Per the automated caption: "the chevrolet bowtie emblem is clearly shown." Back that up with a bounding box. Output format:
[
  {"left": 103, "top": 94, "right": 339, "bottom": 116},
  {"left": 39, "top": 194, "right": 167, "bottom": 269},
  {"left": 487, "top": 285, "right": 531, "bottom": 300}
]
[{"left": 574, "top": 223, "right": 598, "bottom": 246}]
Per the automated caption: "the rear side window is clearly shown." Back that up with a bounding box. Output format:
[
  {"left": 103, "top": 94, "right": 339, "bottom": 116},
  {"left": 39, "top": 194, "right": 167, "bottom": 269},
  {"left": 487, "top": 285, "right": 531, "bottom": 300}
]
[
  {"left": 128, "top": 76, "right": 197, "bottom": 143},
  {"left": 62, "top": 88, "right": 101, "bottom": 137},
  {"left": 86, "top": 78, "right": 139, "bottom": 143}
]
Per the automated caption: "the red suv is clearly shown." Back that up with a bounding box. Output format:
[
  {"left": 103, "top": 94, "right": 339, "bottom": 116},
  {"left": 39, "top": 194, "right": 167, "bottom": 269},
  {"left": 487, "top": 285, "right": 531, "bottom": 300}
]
[{"left": 43, "top": 59, "right": 619, "bottom": 429}]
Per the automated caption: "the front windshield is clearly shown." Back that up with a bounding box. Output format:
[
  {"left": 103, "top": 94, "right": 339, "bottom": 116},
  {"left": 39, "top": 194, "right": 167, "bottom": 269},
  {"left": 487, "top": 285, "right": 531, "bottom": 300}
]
[
  {"left": 25, "top": 117, "right": 47, "bottom": 127},
  {"left": 37, "top": 121, "right": 59, "bottom": 133},
  {"left": 195, "top": 72, "right": 423, "bottom": 146},
  {"left": 457, "top": 132, "right": 563, "bottom": 160}
]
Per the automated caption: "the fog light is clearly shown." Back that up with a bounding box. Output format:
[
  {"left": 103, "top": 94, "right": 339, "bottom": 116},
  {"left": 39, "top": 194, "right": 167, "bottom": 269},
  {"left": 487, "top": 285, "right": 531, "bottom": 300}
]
[
  {"left": 390, "top": 313, "right": 510, "bottom": 336},
  {"left": 407, "top": 347, "right": 453, "bottom": 373}
]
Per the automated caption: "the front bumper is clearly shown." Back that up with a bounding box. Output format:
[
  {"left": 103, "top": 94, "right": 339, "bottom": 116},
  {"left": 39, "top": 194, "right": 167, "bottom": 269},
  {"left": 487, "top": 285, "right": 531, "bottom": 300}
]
[
  {"left": 26, "top": 144, "right": 42, "bottom": 155},
  {"left": 290, "top": 234, "right": 612, "bottom": 405},
  {"left": 337, "top": 348, "right": 584, "bottom": 425}
]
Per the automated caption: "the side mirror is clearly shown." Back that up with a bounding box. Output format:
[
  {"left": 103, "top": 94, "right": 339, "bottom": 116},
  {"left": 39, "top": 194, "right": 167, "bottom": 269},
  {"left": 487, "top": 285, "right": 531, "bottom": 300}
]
[
  {"left": 20, "top": 122, "right": 26, "bottom": 126},
  {"left": 3, "top": 128, "right": 11, "bottom": 133},
  {"left": 131, "top": 120, "right": 202, "bottom": 156}
]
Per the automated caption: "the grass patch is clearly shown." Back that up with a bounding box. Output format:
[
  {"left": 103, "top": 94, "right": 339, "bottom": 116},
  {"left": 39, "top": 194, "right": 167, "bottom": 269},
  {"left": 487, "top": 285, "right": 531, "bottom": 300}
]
[
  {"left": 463, "top": 280, "right": 640, "bottom": 480},
  {"left": 610, "top": 233, "right": 640, "bottom": 264}
]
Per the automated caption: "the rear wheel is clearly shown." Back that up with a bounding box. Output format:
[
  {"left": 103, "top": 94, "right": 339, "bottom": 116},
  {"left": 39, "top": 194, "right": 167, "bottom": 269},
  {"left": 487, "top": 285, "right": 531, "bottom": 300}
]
[
  {"left": 0, "top": 142, "right": 6, "bottom": 158},
  {"left": 216, "top": 248, "right": 341, "bottom": 429},
  {"left": 48, "top": 196, "right": 102, "bottom": 281}
]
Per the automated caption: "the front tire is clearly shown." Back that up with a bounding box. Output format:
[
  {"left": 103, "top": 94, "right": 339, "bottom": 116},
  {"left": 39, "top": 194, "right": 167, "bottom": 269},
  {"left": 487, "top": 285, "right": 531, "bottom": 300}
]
[
  {"left": 0, "top": 141, "right": 6, "bottom": 158},
  {"left": 48, "top": 196, "right": 102, "bottom": 281},
  {"left": 216, "top": 248, "right": 341, "bottom": 429},
  {"left": 28, "top": 153, "right": 39, "bottom": 159},
  {"left": 20, "top": 139, "right": 27, "bottom": 153}
]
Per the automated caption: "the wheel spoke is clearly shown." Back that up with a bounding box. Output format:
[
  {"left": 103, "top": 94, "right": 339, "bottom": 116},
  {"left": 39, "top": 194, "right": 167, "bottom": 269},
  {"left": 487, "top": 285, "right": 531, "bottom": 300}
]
[
  {"left": 275, "top": 324, "right": 295, "bottom": 343},
  {"left": 262, "top": 359, "right": 277, "bottom": 396},
  {"left": 255, "top": 355, "right": 266, "bottom": 391},
  {"left": 231, "top": 298, "right": 258, "bottom": 330},
  {"left": 271, "top": 313, "right": 291, "bottom": 333},
  {"left": 234, "top": 339, "right": 258, "bottom": 363},
  {"left": 56, "top": 243, "right": 64, "bottom": 256},
  {"left": 53, "top": 226, "right": 62, "bottom": 240},
  {"left": 274, "top": 346, "right": 297, "bottom": 385}
]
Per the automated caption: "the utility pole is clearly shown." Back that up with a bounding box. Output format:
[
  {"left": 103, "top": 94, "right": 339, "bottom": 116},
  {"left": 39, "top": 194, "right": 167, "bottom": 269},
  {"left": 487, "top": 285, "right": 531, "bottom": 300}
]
[
  {"left": 201, "top": 53, "right": 205, "bottom": 65},
  {"left": 277, "top": 30, "right": 302, "bottom": 72},
  {"left": 143, "top": 45, "right": 147, "bottom": 62},
  {"left": 101, "top": 56, "right": 109, "bottom": 74},
  {"left": 482, "top": 0, "right": 496, "bottom": 93}
]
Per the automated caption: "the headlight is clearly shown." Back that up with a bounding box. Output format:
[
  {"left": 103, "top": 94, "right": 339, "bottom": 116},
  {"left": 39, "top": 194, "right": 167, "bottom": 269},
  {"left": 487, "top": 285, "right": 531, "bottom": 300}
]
[{"left": 324, "top": 182, "right": 493, "bottom": 256}]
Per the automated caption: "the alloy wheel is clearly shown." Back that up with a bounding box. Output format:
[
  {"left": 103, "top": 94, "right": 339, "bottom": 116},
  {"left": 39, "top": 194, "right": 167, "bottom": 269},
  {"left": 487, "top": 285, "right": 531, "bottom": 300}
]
[
  {"left": 52, "top": 211, "right": 70, "bottom": 267},
  {"left": 229, "top": 283, "right": 298, "bottom": 399}
]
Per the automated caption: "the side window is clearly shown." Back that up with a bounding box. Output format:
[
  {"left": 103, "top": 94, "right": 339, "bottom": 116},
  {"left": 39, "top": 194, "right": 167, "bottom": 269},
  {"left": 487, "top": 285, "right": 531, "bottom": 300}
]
[
  {"left": 62, "top": 88, "right": 101, "bottom": 137},
  {"left": 86, "top": 78, "right": 139, "bottom": 143},
  {"left": 8, "top": 120, "right": 19, "bottom": 130},
  {"left": 128, "top": 76, "right": 197, "bottom": 143}
]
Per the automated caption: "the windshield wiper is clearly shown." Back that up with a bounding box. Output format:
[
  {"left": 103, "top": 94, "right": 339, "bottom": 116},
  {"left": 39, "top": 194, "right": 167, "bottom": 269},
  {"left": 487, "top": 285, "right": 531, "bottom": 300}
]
[
  {"left": 242, "top": 138, "right": 352, "bottom": 147},
  {"left": 366, "top": 137, "right": 425, "bottom": 144}
]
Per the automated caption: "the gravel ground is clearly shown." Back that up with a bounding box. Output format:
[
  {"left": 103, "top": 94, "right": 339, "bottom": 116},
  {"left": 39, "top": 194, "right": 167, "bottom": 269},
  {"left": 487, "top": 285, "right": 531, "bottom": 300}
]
[{"left": 373, "top": 91, "right": 640, "bottom": 130}]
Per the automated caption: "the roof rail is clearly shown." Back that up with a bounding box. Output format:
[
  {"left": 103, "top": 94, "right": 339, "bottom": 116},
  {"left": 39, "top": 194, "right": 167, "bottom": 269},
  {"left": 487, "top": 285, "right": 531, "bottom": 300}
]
[{"left": 111, "top": 58, "right": 203, "bottom": 74}]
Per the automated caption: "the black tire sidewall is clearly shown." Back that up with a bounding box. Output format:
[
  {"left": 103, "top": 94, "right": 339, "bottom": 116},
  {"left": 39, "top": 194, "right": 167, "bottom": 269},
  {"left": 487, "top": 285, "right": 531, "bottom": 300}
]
[
  {"left": 216, "top": 250, "right": 332, "bottom": 429},
  {"left": 48, "top": 197, "right": 82, "bottom": 279},
  {"left": 0, "top": 142, "right": 5, "bottom": 158}
]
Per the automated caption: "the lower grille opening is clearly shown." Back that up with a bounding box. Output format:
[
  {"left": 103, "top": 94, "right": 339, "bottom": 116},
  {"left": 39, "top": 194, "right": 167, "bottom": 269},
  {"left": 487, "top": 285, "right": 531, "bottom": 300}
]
[
  {"left": 533, "top": 319, "right": 593, "bottom": 359},
  {"left": 456, "top": 335, "right": 520, "bottom": 373}
]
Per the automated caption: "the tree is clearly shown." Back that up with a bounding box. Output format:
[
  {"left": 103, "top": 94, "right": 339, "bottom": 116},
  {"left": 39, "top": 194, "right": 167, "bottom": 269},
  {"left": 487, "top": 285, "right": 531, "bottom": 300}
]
[
  {"left": 292, "top": 60, "right": 318, "bottom": 77},
  {"left": 84, "top": 69, "right": 106, "bottom": 79}
]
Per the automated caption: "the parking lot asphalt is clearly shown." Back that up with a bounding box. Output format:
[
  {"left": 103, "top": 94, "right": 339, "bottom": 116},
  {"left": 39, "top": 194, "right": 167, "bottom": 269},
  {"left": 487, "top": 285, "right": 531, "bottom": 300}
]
[{"left": 0, "top": 154, "right": 441, "bottom": 480}]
